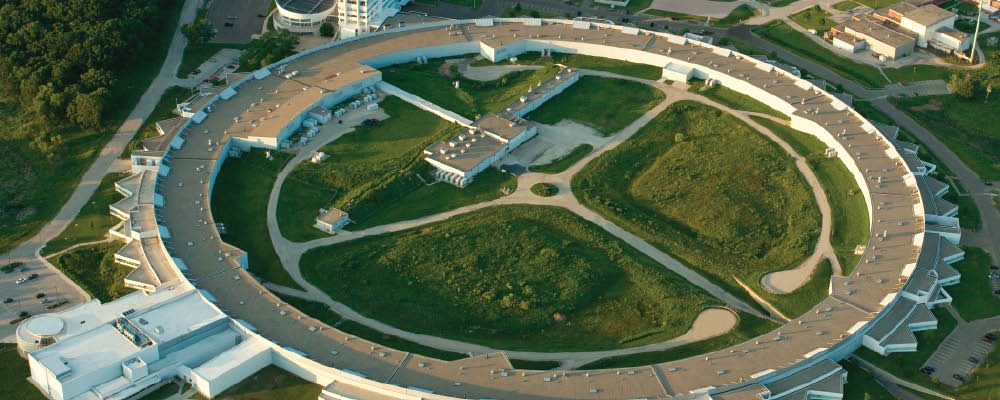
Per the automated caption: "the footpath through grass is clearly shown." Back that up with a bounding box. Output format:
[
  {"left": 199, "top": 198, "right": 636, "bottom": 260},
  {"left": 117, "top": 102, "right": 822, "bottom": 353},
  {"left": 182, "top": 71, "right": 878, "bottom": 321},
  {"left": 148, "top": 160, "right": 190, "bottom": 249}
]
[
  {"left": 948, "top": 246, "right": 1000, "bottom": 322},
  {"left": 277, "top": 96, "right": 462, "bottom": 242},
  {"left": 526, "top": 76, "right": 664, "bottom": 136},
  {"left": 41, "top": 173, "right": 129, "bottom": 256},
  {"left": 381, "top": 58, "right": 559, "bottom": 120},
  {"left": 579, "top": 312, "right": 779, "bottom": 369},
  {"left": 688, "top": 79, "right": 789, "bottom": 120},
  {"left": 211, "top": 149, "right": 301, "bottom": 289},
  {"left": 573, "top": 102, "right": 821, "bottom": 313},
  {"left": 530, "top": 144, "right": 593, "bottom": 174},
  {"left": 49, "top": 242, "right": 132, "bottom": 303},
  {"left": 891, "top": 95, "right": 1000, "bottom": 181},
  {"left": 0, "top": 344, "right": 46, "bottom": 400},
  {"left": 759, "top": 259, "right": 833, "bottom": 318},
  {"left": 0, "top": 1, "right": 183, "bottom": 255},
  {"left": 301, "top": 205, "right": 721, "bottom": 352},
  {"left": 751, "top": 117, "right": 870, "bottom": 274},
  {"left": 471, "top": 52, "right": 663, "bottom": 80}
]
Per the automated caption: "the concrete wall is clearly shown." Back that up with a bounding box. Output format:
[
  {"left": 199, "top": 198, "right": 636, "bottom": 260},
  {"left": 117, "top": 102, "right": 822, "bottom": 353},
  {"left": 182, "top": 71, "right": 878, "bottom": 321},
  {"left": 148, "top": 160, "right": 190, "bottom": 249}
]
[{"left": 377, "top": 81, "right": 474, "bottom": 125}]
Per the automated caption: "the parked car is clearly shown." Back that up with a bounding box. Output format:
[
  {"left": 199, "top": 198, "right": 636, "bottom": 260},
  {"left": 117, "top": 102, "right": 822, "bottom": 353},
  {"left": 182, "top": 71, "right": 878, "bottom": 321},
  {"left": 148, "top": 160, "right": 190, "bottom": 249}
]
[
  {"left": 920, "top": 366, "right": 935, "bottom": 375},
  {"left": 361, "top": 118, "right": 380, "bottom": 127},
  {"left": 35, "top": 293, "right": 45, "bottom": 299},
  {"left": 989, "top": 273, "right": 1000, "bottom": 279},
  {"left": 969, "top": 356, "right": 980, "bottom": 363},
  {"left": 985, "top": 333, "right": 997, "bottom": 341},
  {"left": 3, "top": 298, "right": 12, "bottom": 304},
  {"left": 990, "top": 265, "right": 999, "bottom": 270},
  {"left": 28, "top": 273, "right": 38, "bottom": 280},
  {"left": 983, "top": 335, "right": 995, "bottom": 343},
  {"left": 15, "top": 277, "right": 27, "bottom": 284},
  {"left": 954, "top": 374, "right": 965, "bottom": 382},
  {"left": 224, "top": 22, "right": 234, "bottom": 27},
  {"left": 994, "top": 289, "right": 1000, "bottom": 295}
]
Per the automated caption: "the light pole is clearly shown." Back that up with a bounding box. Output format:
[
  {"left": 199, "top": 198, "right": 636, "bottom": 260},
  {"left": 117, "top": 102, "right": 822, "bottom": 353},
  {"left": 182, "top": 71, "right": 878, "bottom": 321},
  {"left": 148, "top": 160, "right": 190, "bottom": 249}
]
[{"left": 968, "top": 0, "right": 984, "bottom": 64}]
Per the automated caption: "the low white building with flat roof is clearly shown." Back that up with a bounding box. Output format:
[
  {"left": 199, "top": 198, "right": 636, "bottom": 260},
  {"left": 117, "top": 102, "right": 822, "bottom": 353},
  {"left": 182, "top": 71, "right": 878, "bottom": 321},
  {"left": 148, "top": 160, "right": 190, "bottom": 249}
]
[{"left": 315, "top": 208, "right": 349, "bottom": 232}]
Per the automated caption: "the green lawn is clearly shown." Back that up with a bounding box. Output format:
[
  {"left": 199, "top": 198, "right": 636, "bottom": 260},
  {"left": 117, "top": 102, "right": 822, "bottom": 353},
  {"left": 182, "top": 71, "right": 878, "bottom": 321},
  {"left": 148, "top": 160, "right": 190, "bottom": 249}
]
[
  {"left": 688, "top": 79, "right": 790, "bottom": 120},
  {"left": 530, "top": 144, "right": 593, "bottom": 174},
  {"left": 833, "top": 1, "right": 860, "bottom": 11},
  {"left": 178, "top": 42, "right": 247, "bottom": 78},
  {"left": 212, "top": 149, "right": 301, "bottom": 289},
  {"left": 578, "top": 312, "right": 780, "bottom": 369},
  {"left": 756, "top": 20, "right": 888, "bottom": 88},
  {"left": 759, "top": 259, "right": 833, "bottom": 319},
  {"left": 122, "top": 86, "right": 196, "bottom": 157},
  {"left": 573, "top": 102, "right": 821, "bottom": 312},
  {"left": 277, "top": 96, "right": 463, "bottom": 241},
  {"left": 509, "top": 359, "right": 561, "bottom": 370},
  {"left": 840, "top": 358, "right": 897, "bottom": 400},
  {"left": 856, "top": 308, "right": 957, "bottom": 389},
  {"left": 49, "top": 242, "right": 133, "bottom": 303},
  {"left": 212, "top": 365, "right": 323, "bottom": 400},
  {"left": 41, "top": 173, "right": 129, "bottom": 256},
  {"left": 942, "top": 180, "right": 982, "bottom": 231},
  {"left": 348, "top": 168, "right": 517, "bottom": 230},
  {"left": 274, "top": 293, "right": 342, "bottom": 326},
  {"left": 0, "top": 344, "right": 46, "bottom": 400},
  {"left": 948, "top": 246, "right": 1000, "bottom": 322},
  {"left": 526, "top": 76, "right": 664, "bottom": 135},
  {"left": 790, "top": 5, "right": 836, "bottom": 33},
  {"left": 0, "top": 0, "right": 183, "bottom": 256},
  {"left": 381, "top": 59, "right": 560, "bottom": 120},
  {"left": 337, "top": 320, "right": 467, "bottom": 361},
  {"left": 882, "top": 65, "right": 955, "bottom": 83},
  {"left": 751, "top": 116, "right": 870, "bottom": 275},
  {"left": 644, "top": 4, "right": 758, "bottom": 28},
  {"left": 890, "top": 95, "right": 1000, "bottom": 181},
  {"left": 471, "top": 52, "right": 664, "bottom": 80},
  {"left": 301, "top": 205, "right": 722, "bottom": 352}
]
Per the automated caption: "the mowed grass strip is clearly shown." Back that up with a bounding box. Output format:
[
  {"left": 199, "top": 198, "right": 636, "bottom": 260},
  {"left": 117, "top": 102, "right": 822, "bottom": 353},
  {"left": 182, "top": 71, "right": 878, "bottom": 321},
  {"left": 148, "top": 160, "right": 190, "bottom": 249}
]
[
  {"left": 688, "top": 79, "right": 789, "bottom": 120},
  {"left": 41, "top": 172, "right": 129, "bottom": 256},
  {"left": 578, "top": 312, "right": 780, "bottom": 369},
  {"left": 212, "top": 365, "right": 323, "bottom": 400},
  {"left": 277, "top": 96, "right": 462, "bottom": 242},
  {"left": 530, "top": 144, "right": 593, "bottom": 174},
  {"left": 751, "top": 116, "right": 870, "bottom": 274},
  {"left": 891, "top": 95, "right": 1000, "bottom": 181},
  {"left": 0, "top": 344, "right": 47, "bottom": 400},
  {"left": 381, "top": 58, "right": 559, "bottom": 120},
  {"left": 212, "top": 149, "right": 302, "bottom": 289},
  {"left": 49, "top": 242, "right": 133, "bottom": 303},
  {"left": 301, "top": 205, "right": 721, "bottom": 352},
  {"left": 756, "top": 20, "right": 887, "bottom": 88},
  {"left": 526, "top": 76, "right": 664, "bottom": 136},
  {"left": 471, "top": 52, "right": 664, "bottom": 80},
  {"left": 573, "top": 101, "right": 821, "bottom": 312}
]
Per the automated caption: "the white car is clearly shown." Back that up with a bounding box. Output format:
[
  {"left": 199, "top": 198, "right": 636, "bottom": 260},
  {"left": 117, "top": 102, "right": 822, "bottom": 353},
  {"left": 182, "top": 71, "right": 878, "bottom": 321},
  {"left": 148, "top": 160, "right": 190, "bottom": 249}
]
[{"left": 15, "top": 277, "right": 27, "bottom": 284}]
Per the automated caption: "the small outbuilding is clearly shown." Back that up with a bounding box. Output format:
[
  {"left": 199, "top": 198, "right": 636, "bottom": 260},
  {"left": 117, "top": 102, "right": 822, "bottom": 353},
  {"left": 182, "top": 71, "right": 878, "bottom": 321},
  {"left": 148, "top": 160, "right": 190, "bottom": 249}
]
[{"left": 315, "top": 208, "right": 349, "bottom": 233}]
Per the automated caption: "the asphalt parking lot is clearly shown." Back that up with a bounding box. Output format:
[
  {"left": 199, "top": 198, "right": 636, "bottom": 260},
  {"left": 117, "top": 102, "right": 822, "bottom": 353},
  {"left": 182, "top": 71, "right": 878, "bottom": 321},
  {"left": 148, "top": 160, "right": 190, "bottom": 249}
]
[
  {"left": 205, "top": 0, "right": 270, "bottom": 43},
  {"left": 0, "top": 261, "right": 79, "bottom": 330},
  {"left": 924, "top": 317, "right": 998, "bottom": 387}
]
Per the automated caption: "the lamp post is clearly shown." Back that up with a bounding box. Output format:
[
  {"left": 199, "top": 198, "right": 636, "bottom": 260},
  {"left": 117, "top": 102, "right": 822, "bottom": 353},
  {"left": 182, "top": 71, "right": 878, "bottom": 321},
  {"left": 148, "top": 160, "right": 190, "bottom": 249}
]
[{"left": 968, "top": 0, "right": 984, "bottom": 63}]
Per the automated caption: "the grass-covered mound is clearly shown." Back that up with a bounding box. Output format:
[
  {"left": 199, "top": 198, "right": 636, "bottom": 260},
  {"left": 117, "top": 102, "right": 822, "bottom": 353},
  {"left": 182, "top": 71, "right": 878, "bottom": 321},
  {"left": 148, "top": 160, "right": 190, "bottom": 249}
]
[
  {"left": 301, "top": 205, "right": 720, "bottom": 352},
  {"left": 530, "top": 183, "right": 558, "bottom": 197},
  {"left": 526, "top": 76, "right": 664, "bottom": 135},
  {"left": 381, "top": 58, "right": 560, "bottom": 120},
  {"left": 278, "top": 96, "right": 512, "bottom": 242},
  {"left": 573, "top": 101, "right": 820, "bottom": 310}
]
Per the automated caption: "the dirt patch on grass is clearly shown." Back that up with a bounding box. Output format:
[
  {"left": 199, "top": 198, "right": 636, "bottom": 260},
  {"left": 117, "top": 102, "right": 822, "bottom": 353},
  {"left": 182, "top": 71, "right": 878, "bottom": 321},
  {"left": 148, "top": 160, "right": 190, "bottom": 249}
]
[{"left": 910, "top": 100, "right": 942, "bottom": 111}]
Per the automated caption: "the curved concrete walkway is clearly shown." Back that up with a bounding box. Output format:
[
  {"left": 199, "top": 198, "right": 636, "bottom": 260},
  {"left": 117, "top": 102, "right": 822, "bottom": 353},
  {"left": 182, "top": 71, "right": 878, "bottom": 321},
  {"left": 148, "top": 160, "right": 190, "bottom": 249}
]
[{"left": 263, "top": 69, "right": 842, "bottom": 361}]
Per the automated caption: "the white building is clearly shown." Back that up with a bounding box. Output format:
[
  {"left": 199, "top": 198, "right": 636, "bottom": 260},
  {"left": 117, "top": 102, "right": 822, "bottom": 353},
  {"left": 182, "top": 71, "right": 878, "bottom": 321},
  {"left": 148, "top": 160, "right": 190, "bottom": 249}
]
[
  {"left": 274, "top": 0, "right": 337, "bottom": 34},
  {"left": 336, "top": 0, "right": 410, "bottom": 37},
  {"left": 315, "top": 208, "right": 349, "bottom": 232}
]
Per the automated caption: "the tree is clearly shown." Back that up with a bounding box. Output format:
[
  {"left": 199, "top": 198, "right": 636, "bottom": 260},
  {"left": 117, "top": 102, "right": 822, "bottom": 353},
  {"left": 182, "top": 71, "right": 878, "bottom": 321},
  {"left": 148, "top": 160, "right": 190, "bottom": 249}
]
[
  {"left": 239, "top": 30, "right": 300, "bottom": 71},
  {"left": 319, "top": 22, "right": 335, "bottom": 37},
  {"left": 181, "top": 15, "right": 216, "bottom": 45},
  {"left": 674, "top": 132, "right": 687, "bottom": 142},
  {"left": 950, "top": 73, "right": 976, "bottom": 99}
]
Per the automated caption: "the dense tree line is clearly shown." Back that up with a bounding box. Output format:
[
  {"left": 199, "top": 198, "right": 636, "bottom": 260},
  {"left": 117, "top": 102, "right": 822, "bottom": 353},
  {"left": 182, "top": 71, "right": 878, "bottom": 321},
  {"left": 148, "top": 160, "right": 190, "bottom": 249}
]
[{"left": 0, "top": 0, "right": 176, "bottom": 128}]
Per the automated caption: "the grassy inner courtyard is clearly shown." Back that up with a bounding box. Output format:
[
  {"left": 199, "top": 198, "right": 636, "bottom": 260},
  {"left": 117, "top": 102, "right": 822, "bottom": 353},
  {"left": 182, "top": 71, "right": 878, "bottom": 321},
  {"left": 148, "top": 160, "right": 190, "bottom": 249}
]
[
  {"left": 300, "top": 205, "right": 722, "bottom": 352},
  {"left": 471, "top": 52, "right": 664, "bottom": 80},
  {"left": 573, "top": 101, "right": 821, "bottom": 314},
  {"left": 49, "top": 242, "right": 132, "bottom": 303},
  {"left": 277, "top": 96, "right": 516, "bottom": 241},
  {"left": 526, "top": 76, "right": 665, "bottom": 136}
]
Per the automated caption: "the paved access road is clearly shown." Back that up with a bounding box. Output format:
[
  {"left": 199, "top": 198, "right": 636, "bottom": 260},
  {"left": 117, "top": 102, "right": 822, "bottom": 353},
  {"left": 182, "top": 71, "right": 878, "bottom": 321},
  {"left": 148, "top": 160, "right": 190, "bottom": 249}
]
[
  {"left": 0, "top": 0, "right": 201, "bottom": 341},
  {"left": 924, "top": 307, "right": 1000, "bottom": 387}
]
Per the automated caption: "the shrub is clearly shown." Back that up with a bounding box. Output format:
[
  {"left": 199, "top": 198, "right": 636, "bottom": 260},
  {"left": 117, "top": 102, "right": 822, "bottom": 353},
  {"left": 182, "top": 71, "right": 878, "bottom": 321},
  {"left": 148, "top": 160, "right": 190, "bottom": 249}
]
[{"left": 530, "top": 183, "right": 558, "bottom": 197}]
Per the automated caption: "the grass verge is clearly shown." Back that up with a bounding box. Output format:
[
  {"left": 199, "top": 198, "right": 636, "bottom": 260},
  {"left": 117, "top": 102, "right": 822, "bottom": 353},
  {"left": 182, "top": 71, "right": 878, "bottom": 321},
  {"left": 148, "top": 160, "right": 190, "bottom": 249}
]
[
  {"left": 49, "top": 242, "right": 132, "bottom": 303},
  {"left": 688, "top": 79, "right": 789, "bottom": 120},
  {"left": 471, "top": 52, "right": 663, "bottom": 80},
  {"left": 0, "top": 344, "right": 46, "bottom": 400},
  {"left": 337, "top": 321, "right": 467, "bottom": 361},
  {"left": 212, "top": 365, "right": 323, "bottom": 400},
  {"left": 211, "top": 149, "right": 301, "bottom": 289},
  {"left": 948, "top": 246, "right": 1000, "bottom": 322},
  {"left": 122, "top": 86, "right": 196, "bottom": 157},
  {"left": 41, "top": 173, "right": 129, "bottom": 256}
]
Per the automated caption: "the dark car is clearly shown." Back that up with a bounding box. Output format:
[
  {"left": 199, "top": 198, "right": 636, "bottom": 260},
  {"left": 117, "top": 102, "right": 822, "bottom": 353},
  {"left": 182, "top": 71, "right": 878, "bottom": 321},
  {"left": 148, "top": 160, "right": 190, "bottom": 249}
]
[
  {"left": 953, "top": 374, "right": 965, "bottom": 382},
  {"left": 994, "top": 289, "right": 1000, "bottom": 295},
  {"left": 361, "top": 118, "right": 380, "bottom": 127},
  {"left": 36, "top": 293, "right": 45, "bottom": 299},
  {"left": 985, "top": 333, "right": 997, "bottom": 341},
  {"left": 3, "top": 298, "right": 12, "bottom": 304},
  {"left": 224, "top": 22, "right": 234, "bottom": 27},
  {"left": 991, "top": 265, "right": 999, "bottom": 270},
  {"left": 920, "top": 366, "right": 935, "bottom": 375},
  {"left": 28, "top": 273, "right": 38, "bottom": 279},
  {"left": 983, "top": 335, "right": 995, "bottom": 343},
  {"left": 970, "top": 356, "right": 980, "bottom": 363}
]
